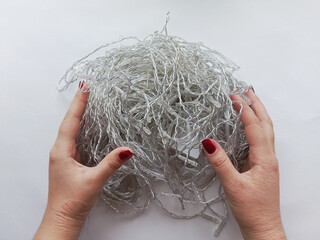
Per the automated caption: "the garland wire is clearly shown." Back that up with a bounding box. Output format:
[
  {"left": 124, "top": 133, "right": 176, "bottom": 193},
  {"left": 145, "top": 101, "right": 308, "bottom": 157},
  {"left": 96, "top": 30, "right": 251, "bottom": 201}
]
[{"left": 58, "top": 18, "right": 250, "bottom": 237}]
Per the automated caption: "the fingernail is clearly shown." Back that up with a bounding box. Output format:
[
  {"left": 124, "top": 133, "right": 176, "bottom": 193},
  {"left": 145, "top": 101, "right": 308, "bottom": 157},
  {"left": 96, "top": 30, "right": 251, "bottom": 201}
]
[
  {"left": 202, "top": 139, "right": 216, "bottom": 154},
  {"left": 119, "top": 150, "right": 134, "bottom": 161},
  {"left": 79, "top": 81, "right": 83, "bottom": 89},
  {"left": 251, "top": 86, "right": 255, "bottom": 93}
]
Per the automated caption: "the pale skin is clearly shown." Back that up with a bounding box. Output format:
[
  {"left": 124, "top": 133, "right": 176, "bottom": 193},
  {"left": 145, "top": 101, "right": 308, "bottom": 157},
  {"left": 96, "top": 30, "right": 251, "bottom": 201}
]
[
  {"left": 34, "top": 86, "right": 286, "bottom": 240},
  {"left": 202, "top": 89, "right": 286, "bottom": 239}
]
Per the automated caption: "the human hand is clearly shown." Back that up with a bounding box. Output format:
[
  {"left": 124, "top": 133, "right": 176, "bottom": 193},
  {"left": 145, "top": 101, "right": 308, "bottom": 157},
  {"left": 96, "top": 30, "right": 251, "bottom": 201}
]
[
  {"left": 34, "top": 82, "right": 134, "bottom": 240},
  {"left": 202, "top": 88, "right": 286, "bottom": 240}
]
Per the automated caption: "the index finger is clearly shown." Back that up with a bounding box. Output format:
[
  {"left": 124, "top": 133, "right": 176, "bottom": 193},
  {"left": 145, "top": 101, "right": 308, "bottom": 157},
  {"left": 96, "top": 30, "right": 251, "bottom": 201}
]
[
  {"left": 245, "top": 89, "right": 273, "bottom": 127},
  {"left": 58, "top": 83, "right": 90, "bottom": 143},
  {"left": 231, "top": 94, "right": 266, "bottom": 148},
  {"left": 231, "top": 94, "right": 273, "bottom": 168},
  {"left": 245, "top": 89, "right": 275, "bottom": 148}
]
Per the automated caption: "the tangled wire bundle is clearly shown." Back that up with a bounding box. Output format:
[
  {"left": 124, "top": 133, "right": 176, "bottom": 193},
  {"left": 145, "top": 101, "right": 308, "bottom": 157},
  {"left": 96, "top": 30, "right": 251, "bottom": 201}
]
[{"left": 58, "top": 24, "right": 250, "bottom": 236}]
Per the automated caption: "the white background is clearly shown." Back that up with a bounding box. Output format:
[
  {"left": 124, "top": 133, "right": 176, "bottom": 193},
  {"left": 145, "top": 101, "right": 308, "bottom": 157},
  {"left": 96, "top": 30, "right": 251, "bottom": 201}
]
[{"left": 1, "top": 0, "right": 320, "bottom": 239}]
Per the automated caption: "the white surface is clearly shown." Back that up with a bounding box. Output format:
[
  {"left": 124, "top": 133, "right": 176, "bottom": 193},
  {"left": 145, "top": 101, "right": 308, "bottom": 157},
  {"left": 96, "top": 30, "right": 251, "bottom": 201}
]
[{"left": 1, "top": 0, "right": 320, "bottom": 239}]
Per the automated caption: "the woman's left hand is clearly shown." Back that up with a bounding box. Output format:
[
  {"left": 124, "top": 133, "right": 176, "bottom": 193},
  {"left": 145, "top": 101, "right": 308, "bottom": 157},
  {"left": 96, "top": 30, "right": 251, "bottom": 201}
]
[{"left": 34, "top": 84, "right": 134, "bottom": 240}]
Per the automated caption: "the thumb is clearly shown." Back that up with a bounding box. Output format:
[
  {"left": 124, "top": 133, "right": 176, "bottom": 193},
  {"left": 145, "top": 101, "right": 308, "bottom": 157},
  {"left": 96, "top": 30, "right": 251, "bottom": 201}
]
[
  {"left": 202, "top": 138, "right": 240, "bottom": 186},
  {"left": 94, "top": 147, "right": 134, "bottom": 183}
]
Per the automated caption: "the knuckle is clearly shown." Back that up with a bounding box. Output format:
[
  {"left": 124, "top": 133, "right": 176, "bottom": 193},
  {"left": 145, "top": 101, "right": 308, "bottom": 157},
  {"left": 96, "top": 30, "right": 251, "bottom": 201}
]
[
  {"left": 269, "top": 131, "right": 275, "bottom": 141},
  {"left": 263, "top": 117, "right": 273, "bottom": 128},
  {"left": 49, "top": 144, "right": 66, "bottom": 164},
  {"left": 267, "top": 118, "right": 273, "bottom": 127},
  {"left": 212, "top": 154, "right": 229, "bottom": 169},
  {"left": 246, "top": 121, "right": 261, "bottom": 132},
  {"left": 49, "top": 146, "right": 59, "bottom": 160},
  {"left": 58, "top": 125, "right": 67, "bottom": 137},
  {"left": 269, "top": 119, "right": 274, "bottom": 128},
  {"left": 270, "top": 159, "right": 279, "bottom": 173},
  {"left": 107, "top": 159, "right": 121, "bottom": 172},
  {"left": 261, "top": 134, "right": 269, "bottom": 144},
  {"left": 261, "top": 153, "right": 279, "bottom": 173}
]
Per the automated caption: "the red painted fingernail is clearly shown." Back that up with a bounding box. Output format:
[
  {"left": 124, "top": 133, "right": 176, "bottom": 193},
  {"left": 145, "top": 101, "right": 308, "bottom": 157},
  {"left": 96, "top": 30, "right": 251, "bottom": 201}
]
[
  {"left": 251, "top": 86, "right": 255, "bottom": 93},
  {"left": 119, "top": 150, "right": 134, "bottom": 161},
  {"left": 79, "top": 81, "right": 83, "bottom": 89},
  {"left": 202, "top": 139, "right": 216, "bottom": 154}
]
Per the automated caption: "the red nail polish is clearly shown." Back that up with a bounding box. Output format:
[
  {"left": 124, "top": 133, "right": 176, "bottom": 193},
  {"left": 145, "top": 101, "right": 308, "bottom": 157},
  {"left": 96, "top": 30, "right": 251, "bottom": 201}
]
[
  {"left": 119, "top": 150, "right": 134, "bottom": 161},
  {"left": 202, "top": 139, "right": 216, "bottom": 154},
  {"left": 251, "top": 86, "right": 255, "bottom": 93},
  {"left": 79, "top": 81, "right": 83, "bottom": 89}
]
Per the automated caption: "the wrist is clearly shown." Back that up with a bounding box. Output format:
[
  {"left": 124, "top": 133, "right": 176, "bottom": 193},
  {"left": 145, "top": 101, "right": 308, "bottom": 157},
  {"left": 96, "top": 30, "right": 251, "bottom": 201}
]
[
  {"left": 34, "top": 202, "right": 87, "bottom": 240},
  {"left": 240, "top": 221, "right": 286, "bottom": 240}
]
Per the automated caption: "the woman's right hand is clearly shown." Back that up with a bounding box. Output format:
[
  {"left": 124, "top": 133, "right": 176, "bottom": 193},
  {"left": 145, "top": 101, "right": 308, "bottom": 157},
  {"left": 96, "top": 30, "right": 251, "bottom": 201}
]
[{"left": 202, "top": 88, "right": 286, "bottom": 240}]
